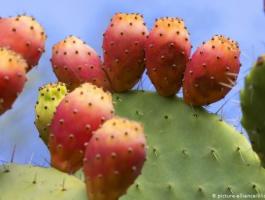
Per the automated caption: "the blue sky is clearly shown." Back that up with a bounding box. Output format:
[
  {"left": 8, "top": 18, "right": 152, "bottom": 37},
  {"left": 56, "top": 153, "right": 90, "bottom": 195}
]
[{"left": 0, "top": 0, "right": 264, "bottom": 165}]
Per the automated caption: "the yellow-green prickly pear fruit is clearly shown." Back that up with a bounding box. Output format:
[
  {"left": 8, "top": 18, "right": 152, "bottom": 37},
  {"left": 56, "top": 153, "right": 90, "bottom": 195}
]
[{"left": 35, "top": 82, "right": 67, "bottom": 144}]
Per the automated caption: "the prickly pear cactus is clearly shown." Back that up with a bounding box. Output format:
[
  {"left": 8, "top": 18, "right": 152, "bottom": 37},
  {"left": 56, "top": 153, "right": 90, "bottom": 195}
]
[
  {"left": 241, "top": 55, "right": 265, "bottom": 165},
  {"left": 0, "top": 164, "right": 87, "bottom": 200},
  {"left": 34, "top": 82, "right": 67, "bottom": 144},
  {"left": 113, "top": 91, "right": 265, "bottom": 200}
]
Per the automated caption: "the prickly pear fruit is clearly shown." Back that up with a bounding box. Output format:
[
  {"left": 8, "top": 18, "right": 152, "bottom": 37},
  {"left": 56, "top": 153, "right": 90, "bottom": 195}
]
[
  {"left": 49, "top": 83, "right": 114, "bottom": 173},
  {"left": 145, "top": 17, "right": 191, "bottom": 96},
  {"left": 0, "top": 48, "right": 27, "bottom": 115},
  {"left": 35, "top": 82, "right": 68, "bottom": 144},
  {"left": 0, "top": 15, "right": 46, "bottom": 71},
  {"left": 183, "top": 35, "right": 240, "bottom": 106},
  {"left": 83, "top": 117, "right": 147, "bottom": 200},
  {"left": 51, "top": 36, "right": 110, "bottom": 91},
  {"left": 102, "top": 13, "right": 148, "bottom": 92}
]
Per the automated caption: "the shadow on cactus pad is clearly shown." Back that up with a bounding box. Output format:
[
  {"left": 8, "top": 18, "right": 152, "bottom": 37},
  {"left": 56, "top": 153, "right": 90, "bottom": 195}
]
[{"left": 114, "top": 91, "right": 265, "bottom": 200}]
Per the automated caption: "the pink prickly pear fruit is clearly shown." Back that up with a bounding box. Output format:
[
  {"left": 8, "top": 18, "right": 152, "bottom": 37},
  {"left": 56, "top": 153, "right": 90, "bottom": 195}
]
[
  {"left": 145, "top": 17, "right": 191, "bottom": 97},
  {"left": 0, "top": 48, "right": 27, "bottom": 115},
  {"left": 83, "top": 117, "right": 147, "bottom": 200},
  {"left": 183, "top": 35, "right": 241, "bottom": 106},
  {"left": 0, "top": 15, "right": 46, "bottom": 71},
  {"left": 51, "top": 36, "right": 111, "bottom": 91},
  {"left": 102, "top": 13, "right": 148, "bottom": 92},
  {"left": 49, "top": 83, "right": 114, "bottom": 173}
]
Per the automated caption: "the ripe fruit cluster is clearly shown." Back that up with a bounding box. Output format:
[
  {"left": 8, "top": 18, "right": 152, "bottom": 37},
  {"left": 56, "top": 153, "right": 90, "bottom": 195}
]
[
  {"left": 0, "top": 12, "right": 241, "bottom": 200},
  {"left": 50, "top": 13, "right": 241, "bottom": 107},
  {"left": 0, "top": 15, "right": 46, "bottom": 115},
  {"left": 37, "top": 13, "right": 240, "bottom": 200},
  {"left": 36, "top": 83, "right": 147, "bottom": 200}
]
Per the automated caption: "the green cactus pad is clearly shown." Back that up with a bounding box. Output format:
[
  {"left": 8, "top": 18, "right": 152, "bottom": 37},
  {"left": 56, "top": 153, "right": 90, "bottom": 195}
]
[
  {"left": 241, "top": 55, "right": 265, "bottom": 165},
  {"left": 35, "top": 82, "right": 67, "bottom": 144},
  {"left": 74, "top": 168, "right": 85, "bottom": 182},
  {"left": 0, "top": 164, "right": 87, "bottom": 200},
  {"left": 113, "top": 91, "right": 265, "bottom": 200}
]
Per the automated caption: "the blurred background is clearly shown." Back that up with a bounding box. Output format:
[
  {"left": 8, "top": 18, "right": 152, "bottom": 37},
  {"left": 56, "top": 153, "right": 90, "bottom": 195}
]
[{"left": 0, "top": 0, "right": 264, "bottom": 166}]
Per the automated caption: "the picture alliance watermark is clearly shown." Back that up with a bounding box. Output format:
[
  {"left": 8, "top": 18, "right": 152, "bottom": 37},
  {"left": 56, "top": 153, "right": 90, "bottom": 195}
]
[{"left": 212, "top": 193, "right": 265, "bottom": 199}]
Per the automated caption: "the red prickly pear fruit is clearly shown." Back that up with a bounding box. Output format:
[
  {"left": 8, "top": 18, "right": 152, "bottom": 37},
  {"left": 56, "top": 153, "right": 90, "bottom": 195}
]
[
  {"left": 102, "top": 13, "right": 148, "bottom": 92},
  {"left": 183, "top": 35, "right": 241, "bottom": 106},
  {"left": 49, "top": 83, "right": 114, "bottom": 173},
  {"left": 0, "top": 15, "right": 46, "bottom": 71},
  {"left": 0, "top": 48, "right": 27, "bottom": 115},
  {"left": 51, "top": 36, "right": 111, "bottom": 91},
  {"left": 83, "top": 117, "right": 147, "bottom": 200},
  {"left": 145, "top": 17, "right": 191, "bottom": 97}
]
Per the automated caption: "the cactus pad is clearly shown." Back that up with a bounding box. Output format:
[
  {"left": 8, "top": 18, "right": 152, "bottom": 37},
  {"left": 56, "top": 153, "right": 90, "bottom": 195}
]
[
  {"left": 113, "top": 91, "right": 265, "bottom": 200},
  {"left": 0, "top": 164, "right": 87, "bottom": 200},
  {"left": 241, "top": 55, "right": 265, "bottom": 165}
]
